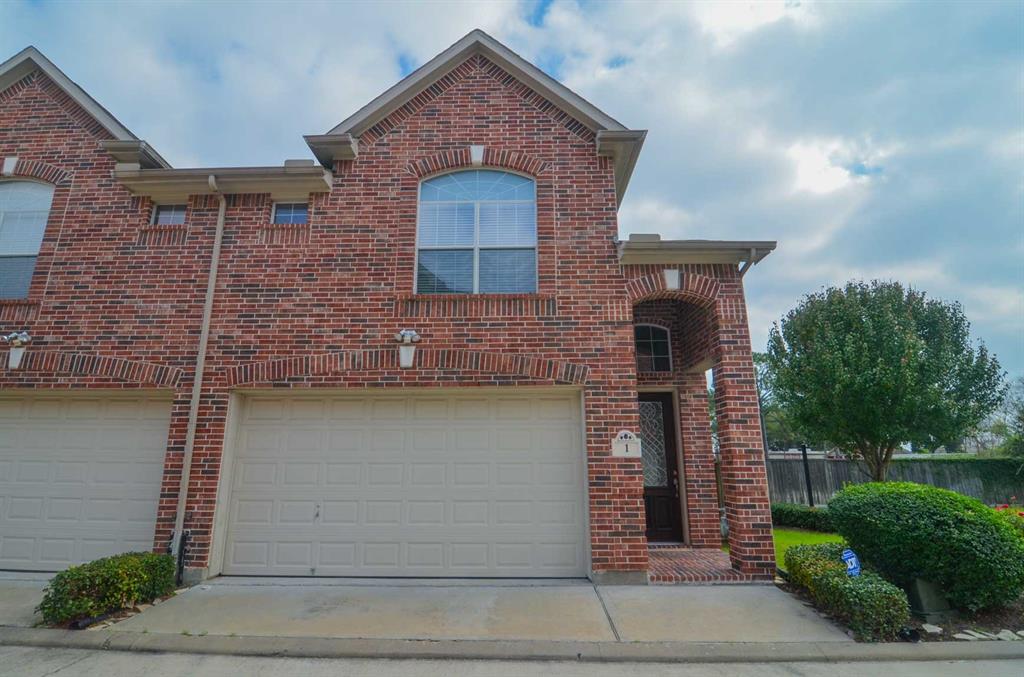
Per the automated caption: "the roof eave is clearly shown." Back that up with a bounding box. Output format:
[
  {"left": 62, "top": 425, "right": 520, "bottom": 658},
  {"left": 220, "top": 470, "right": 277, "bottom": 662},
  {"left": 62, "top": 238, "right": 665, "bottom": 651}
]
[
  {"left": 304, "top": 134, "right": 359, "bottom": 169},
  {"left": 597, "top": 130, "right": 647, "bottom": 206},
  {"left": 113, "top": 165, "right": 333, "bottom": 202},
  {"left": 618, "top": 236, "right": 777, "bottom": 266}
]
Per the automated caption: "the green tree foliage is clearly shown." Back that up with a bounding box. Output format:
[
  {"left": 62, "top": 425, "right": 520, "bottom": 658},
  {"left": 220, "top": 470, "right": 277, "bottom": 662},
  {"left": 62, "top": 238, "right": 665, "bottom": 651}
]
[
  {"left": 999, "top": 376, "right": 1024, "bottom": 458},
  {"left": 766, "top": 280, "right": 1005, "bottom": 480}
]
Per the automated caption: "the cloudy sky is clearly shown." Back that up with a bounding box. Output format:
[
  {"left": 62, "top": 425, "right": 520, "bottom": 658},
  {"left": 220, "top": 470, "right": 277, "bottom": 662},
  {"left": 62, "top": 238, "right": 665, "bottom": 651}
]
[{"left": 3, "top": 0, "right": 1021, "bottom": 375}]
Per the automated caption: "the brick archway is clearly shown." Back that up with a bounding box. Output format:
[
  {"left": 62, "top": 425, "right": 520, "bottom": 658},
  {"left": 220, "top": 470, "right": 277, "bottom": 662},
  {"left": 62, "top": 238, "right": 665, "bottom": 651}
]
[
  {"left": 406, "top": 147, "right": 547, "bottom": 179},
  {"left": 4, "top": 158, "right": 73, "bottom": 187},
  {"left": 224, "top": 348, "right": 589, "bottom": 387},
  {"left": 626, "top": 271, "right": 720, "bottom": 308},
  {"left": 0, "top": 351, "right": 182, "bottom": 387}
]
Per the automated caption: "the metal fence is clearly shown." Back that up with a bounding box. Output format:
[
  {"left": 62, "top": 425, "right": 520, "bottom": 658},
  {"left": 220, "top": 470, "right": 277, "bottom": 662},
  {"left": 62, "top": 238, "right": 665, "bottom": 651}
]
[{"left": 766, "top": 457, "right": 1024, "bottom": 506}]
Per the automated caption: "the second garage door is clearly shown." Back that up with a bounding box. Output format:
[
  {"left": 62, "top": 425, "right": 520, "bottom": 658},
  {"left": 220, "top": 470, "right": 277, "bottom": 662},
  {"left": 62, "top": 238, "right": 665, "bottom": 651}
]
[{"left": 221, "top": 390, "right": 586, "bottom": 577}]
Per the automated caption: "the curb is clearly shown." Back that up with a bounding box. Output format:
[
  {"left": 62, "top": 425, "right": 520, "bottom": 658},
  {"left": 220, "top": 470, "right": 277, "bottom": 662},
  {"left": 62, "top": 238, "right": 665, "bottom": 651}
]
[{"left": 2, "top": 627, "right": 1024, "bottom": 663}]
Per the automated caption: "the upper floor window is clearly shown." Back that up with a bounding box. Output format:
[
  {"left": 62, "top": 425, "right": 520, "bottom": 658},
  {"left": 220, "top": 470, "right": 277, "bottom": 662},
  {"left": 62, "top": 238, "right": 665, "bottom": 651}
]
[
  {"left": 273, "top": 202, "right": 308, "bottom": 225},
  {"left": 152, "top": 204, "right": 186, "bottom": 225},
  {"left": 635, "top": 324, "right": 671, "bottom": 372},
  {"left": 0, "top": 181, "right": 55, "bottom": 299},
  {"left": 416, "top": 169, "right": 536, "bottom": 294}
]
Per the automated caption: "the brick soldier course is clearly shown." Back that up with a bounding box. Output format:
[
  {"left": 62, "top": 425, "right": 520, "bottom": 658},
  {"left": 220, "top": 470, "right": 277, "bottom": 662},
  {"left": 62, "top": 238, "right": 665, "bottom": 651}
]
[{"left": 0, "top": 31, "right": 775, "bottom": 583}]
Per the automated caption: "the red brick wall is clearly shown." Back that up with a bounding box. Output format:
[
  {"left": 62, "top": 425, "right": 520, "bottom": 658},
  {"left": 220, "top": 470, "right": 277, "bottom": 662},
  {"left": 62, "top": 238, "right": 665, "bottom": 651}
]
[{"left": 0, "top": 56, "right": 772, "bottom": 579}]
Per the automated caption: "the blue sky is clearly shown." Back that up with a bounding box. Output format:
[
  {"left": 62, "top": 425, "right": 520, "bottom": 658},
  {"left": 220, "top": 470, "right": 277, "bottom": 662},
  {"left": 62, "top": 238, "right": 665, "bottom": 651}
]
[{"left": 2, "top": 0, "right": 1021, "bottom": 375}]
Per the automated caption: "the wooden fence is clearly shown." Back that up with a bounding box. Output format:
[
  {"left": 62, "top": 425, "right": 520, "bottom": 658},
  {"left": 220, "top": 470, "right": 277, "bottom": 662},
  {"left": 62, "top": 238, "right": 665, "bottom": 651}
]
[{"left": 766, "top": 457, "right": 1024, "bottom": 506}]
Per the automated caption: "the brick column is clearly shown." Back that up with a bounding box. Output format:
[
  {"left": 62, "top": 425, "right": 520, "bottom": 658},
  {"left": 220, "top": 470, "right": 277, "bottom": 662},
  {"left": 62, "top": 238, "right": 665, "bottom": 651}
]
[
  {"left": 711, "top": 279, "right": 775, "bottom": 578},
  {"left": 678, "top": 372, "right": 722, "bottom": 547}
]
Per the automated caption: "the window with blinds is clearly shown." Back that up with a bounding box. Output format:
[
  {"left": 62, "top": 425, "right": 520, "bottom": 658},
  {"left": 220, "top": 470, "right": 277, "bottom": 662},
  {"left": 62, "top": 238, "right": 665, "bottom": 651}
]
[
  {"left": 416, "top": 170, "right": 536, "bottom": 294},
  {"left": 0, "top": 181, "right": 55, "bottom": 299}
]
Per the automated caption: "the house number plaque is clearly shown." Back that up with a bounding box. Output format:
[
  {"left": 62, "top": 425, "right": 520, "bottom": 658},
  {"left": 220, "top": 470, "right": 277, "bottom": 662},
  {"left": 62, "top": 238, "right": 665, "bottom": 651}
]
[{"left": 611, "top": 430, "right": 641, "bottom": 458}]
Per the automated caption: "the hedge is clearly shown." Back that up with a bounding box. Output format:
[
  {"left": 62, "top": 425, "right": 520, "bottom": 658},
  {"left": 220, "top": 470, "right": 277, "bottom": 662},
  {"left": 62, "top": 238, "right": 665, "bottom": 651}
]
[
  {"left": 771, "top": 502, "right": 834, "bottom": 532},
  {"left": 829, "top": 482, "right": 1024, "bottom": 613},
  {"left": 37, "top": 552, "right": 175, "bottom": 626},
  {"left": 785, "top": 542, "right": 909, "bottom": 641}
]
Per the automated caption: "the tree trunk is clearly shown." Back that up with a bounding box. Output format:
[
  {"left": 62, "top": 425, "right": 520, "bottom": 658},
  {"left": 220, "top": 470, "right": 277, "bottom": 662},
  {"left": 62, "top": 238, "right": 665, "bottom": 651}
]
[{"left": 860, "top": 445, "right": 893, "bottom": 482}]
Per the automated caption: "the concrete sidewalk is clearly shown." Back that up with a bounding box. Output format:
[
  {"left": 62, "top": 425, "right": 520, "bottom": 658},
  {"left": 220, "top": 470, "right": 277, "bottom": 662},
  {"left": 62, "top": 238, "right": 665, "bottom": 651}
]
[
  {"left": 108, "top": 577, "right": 851, "bottom": 643},
  {"left": 7, "top": 575, "right": 1021, "bottom": 664}
]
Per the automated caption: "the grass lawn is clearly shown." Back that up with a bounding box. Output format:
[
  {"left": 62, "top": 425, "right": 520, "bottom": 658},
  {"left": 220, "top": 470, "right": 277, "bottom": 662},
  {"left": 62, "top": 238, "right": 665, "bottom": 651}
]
[{"left": 773, "top": 528, "right": 843, "bottom": 570}]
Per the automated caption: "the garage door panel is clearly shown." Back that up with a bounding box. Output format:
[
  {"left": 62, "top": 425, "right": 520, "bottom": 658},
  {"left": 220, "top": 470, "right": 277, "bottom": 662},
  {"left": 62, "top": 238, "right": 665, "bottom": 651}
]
[
  {"left": 0, "top": 395, "right": 171, "bottom": 571},
  {"left": 223, "top": 391, "right": 586, "bottom": 577}
]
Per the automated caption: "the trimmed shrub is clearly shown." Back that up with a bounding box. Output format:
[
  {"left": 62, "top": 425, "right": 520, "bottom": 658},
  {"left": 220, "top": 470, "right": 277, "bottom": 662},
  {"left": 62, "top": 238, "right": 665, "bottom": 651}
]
[
  {"left": 785, "top": 542, "right": 909, "bottom": 641},
  {"left": 37, "top": 552, "right": 175, "bottom": 626},
  {"left": 771, "top": 502, "right": 834, "bottom": 532},
  {"left": 829, "top": 482, "right": 1024, "bottom": 612}
]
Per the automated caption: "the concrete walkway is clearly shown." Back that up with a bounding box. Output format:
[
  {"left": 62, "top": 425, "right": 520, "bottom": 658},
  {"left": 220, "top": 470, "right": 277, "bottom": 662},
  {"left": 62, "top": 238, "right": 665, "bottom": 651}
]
[
  {"left": 0, "top": 572, "right": 47, "bottom": 628},
  {"left": 108, "top": 577, "right": 851, "bottom": 643}
]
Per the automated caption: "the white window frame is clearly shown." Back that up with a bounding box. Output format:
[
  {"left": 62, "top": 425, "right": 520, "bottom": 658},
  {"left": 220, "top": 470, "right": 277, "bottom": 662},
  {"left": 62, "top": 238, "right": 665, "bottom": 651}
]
[
  {"left": 271, "top": 201, "right": 309, "bottom": 225},
  {"left": 634, "top": 323, "right": 673, "bottom": 372},
  {"left": 414, "top": 169, "right": 538, "bottom": 295},
  {"left": 150, "top": 203, "right": 187, "bottom": 226}
]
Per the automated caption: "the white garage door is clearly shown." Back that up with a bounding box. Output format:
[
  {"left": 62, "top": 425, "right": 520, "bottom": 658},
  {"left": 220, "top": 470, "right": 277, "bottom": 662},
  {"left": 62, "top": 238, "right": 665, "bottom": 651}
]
[
  {"left": 222, "top": 391, "right": 587, "bottom": 577},
  {"left": 0, "top": 394, "right": 171, "bottom": 571}
]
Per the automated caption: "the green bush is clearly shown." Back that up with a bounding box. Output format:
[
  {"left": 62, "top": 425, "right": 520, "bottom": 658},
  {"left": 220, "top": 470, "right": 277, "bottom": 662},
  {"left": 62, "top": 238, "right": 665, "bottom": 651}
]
[
  {"left": 771, "top": 502, "right": 834, "bottom": 532},
  {"left": 37, "top": 552, "right": 175, "bottom": 626},
  {"left": 829, "top": 482, "right": 1024, "bottom": 612},
  {"left": 785, "top": 542, "right": 909, "bottom": 641}
]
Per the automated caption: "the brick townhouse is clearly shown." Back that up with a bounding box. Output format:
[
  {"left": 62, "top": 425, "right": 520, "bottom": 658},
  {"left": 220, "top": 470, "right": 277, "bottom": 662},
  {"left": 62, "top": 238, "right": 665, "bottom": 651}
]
[{"left": 0, "top": 30, "right": 776, "bottom": 584}]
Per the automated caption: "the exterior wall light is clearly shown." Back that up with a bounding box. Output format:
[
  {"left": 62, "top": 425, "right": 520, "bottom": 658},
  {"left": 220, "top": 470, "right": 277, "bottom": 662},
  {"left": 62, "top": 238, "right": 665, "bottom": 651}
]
[
  {"left": 2, "top": 331, "right": 31, "bottom": 369},
  {"left": 394, "top": 329, "right": 421, "bottom": 368}
]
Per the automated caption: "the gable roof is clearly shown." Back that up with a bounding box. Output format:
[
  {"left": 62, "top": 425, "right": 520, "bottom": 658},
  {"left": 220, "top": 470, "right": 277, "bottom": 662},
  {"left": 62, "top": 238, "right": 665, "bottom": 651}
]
[
  {"left": 311, "top": 30, "right": 645, "bottom": 205},
  {"left": 329, "top": 29, "right": 627, "bottom": 137},
  {"left": 0, "top": 46, "right": 170, "bottom": 169}
]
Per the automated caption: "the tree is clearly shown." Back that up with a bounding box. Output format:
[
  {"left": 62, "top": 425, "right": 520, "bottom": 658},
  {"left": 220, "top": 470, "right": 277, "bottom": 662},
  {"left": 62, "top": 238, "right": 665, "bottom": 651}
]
[
  {"left": 999, "top": 376, "right": 1024, "bottom": 459},
  {"left": 766, "top": 280, "right": 1006, "bottom": 481}
]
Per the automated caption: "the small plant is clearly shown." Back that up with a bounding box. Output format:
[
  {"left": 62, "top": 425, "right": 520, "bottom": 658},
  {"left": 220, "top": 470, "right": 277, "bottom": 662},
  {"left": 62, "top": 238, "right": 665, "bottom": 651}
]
[
  {"left": 771, "top": 503, "right": 834, "bottom": 532},
  {"left": 36, "top": 552, "right": 175, "bottom": 626},
  {"left": 785, "top": 542, "right": 909, "bottom": 641},
  {"left": 994, "top": 497, "right": 1024, "bottom": 537},
  {"left": 829, "top": 482, "right": 1024, "bottom": 612}
]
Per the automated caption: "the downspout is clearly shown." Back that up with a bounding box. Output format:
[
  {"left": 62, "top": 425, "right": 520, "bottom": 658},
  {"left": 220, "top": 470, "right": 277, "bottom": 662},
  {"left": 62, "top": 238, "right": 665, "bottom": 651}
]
[{"left": 171, "top": 175, "right": 227, "bottom": 571}]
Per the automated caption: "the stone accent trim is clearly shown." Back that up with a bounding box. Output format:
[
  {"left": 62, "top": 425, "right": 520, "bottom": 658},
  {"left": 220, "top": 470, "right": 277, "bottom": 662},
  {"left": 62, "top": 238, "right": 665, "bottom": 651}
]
[
  {"left": 225, "top": 349, "right": 589, "bottom": 387},
  {"left": 0, "top": 351, "right": 183, "bottom": 387}
]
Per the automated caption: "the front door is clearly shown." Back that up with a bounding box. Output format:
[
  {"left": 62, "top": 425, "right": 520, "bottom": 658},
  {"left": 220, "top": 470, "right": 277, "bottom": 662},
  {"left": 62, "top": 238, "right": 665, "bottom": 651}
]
[{"left": 639, "top": 392, "right": 683, "bottom": 542}]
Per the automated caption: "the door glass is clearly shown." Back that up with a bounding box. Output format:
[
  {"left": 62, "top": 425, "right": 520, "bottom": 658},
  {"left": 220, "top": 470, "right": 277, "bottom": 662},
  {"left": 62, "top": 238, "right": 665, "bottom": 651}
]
[{"left": 639, "top": 400, "right": 668, "bottom": 487}]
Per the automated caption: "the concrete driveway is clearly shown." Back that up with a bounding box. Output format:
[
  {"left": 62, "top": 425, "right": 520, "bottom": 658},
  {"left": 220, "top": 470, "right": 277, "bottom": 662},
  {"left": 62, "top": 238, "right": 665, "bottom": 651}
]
[
  {"left": 108, "top": 577, "right": 851, "bottom": 643},
  {"left": 0, "top": 572, "right": 48, "bottom": 628}
]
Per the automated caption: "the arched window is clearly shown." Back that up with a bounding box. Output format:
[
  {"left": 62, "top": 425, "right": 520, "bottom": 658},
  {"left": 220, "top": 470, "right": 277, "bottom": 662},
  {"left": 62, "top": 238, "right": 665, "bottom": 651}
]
[
  {"left": 0, "top": 181, "right": 54, "bottom": 299},
  {"left": 417, "top": 169, "right": 536, "bottom": 294},
  {"left": 635, "top": 324, "right": 672, "bottom": 372}
]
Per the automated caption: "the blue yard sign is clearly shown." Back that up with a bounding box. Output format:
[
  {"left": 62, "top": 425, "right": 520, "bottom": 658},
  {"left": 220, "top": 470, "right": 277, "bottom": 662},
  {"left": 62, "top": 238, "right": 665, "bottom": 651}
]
[{"left": 841, "top": 548, "right": 861, "bottom": 577}]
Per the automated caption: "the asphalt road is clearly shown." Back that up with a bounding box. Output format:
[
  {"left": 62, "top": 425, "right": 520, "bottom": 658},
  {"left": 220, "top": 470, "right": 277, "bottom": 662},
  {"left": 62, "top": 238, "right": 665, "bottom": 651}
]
[{"left": 0, "top": 646, "right": 1021, "bottom": 677}]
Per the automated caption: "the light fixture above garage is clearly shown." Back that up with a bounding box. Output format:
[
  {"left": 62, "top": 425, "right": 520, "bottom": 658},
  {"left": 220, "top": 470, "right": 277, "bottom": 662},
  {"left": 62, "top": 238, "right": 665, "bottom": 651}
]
[
  {"left": 2, "top": 331, "right": 31, "bottom": 369},
  {"left": 394, "top": 329, "right": 421, "bottom": 368}
]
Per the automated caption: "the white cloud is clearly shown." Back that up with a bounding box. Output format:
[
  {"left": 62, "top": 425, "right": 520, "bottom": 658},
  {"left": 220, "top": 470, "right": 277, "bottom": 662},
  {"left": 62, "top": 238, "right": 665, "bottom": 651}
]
[{"left": 0, "top": 0, "right": 1018, "bottom": 374}]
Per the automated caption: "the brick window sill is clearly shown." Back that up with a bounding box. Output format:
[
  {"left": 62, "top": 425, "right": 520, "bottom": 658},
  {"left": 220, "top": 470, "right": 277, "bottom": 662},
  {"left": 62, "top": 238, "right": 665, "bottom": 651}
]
[{"left": 398, "top": 293, "right": 557, "bottom": 318}]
